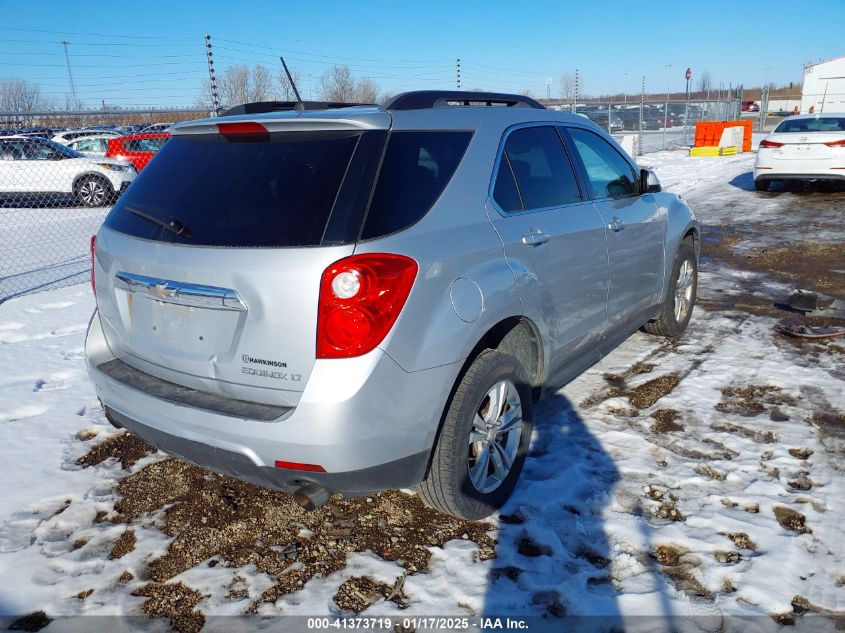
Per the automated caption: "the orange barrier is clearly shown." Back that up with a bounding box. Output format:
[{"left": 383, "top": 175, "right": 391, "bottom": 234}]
[{"left": 694, "top": 121, "right": 752, "bottom": 153}]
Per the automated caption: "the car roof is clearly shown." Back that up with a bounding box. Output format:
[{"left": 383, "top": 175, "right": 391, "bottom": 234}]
[
  {"left": 780, "top": 112, "right": 845, "bottom": 121},
  {"left": 172, "top": 103, "right": 598, "bottom": 136},
  {"left": 111, "top": 132, "right": 172, "bottom": 140}
]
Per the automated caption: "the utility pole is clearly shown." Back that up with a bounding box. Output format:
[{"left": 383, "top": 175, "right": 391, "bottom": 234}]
[
  {"left": 573, "top": 69, "right": 579, "bottom": 114},
  {"left": 663, "top": 64, "right": 675, "bottom": 149},
  {"left": 204, "top": 33, "right": 221, "bottom": 115},
  {"left": 683, "top": 67, "right": 692, "bottom": 146},
  {"left": 624, "top": 71, "right": 629, "bottom": 105},
  {"left": 456, "top": 58, "right": 461, "bottom": 90},
  {"left": 59, "top": 40, "right": 78, "bottom": 109}
]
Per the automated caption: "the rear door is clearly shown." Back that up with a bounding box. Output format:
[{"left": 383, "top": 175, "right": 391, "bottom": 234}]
[
  {"left": 95, "top": 127, "right": 384, "bottom": 407},
  {"left": 562, "top": 126, "right": 665, "bottom": 329},
  {"left": 486, "top": 124, "right": 609, "bottom": 373}
]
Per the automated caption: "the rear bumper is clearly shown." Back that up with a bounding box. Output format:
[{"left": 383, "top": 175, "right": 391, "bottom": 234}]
[
  {"left": 754, "top": 171, "right": 845, "bottom": 182},
  {"left": 85, "top": 310, "right": 458, "bottom": 496},
  {"left": 103, "top": 406, "right": 429, "bottom": 496}
]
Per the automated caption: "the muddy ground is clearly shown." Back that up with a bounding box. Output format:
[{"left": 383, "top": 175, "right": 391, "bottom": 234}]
[{"left": 9, "top": 167, "right": 845, "bottom": 632}]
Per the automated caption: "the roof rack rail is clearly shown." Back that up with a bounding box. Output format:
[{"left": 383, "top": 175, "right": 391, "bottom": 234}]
[
  {"left": 220, "top": 101, "right": 377, "bottom": 116},
  {"left": 381, "top": 90, "right": 545, "bottom": 111}
]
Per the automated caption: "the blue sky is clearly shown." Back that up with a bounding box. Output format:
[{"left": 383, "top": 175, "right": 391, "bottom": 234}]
[{"left": 2, "top": 0, "right": 843, "bottom": 108}]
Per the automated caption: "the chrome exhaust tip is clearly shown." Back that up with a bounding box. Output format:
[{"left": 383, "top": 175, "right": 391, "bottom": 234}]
[{"left": 293, "top": 483, "right": 330, "bottom": 511}]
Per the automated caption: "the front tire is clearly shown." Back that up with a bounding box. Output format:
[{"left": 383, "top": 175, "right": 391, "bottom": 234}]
[
  {"left": 75, "top": 175, "right": 112, "bottom": 207},
  {"left": 419, "top": 350, "right": 533, "bottom": 520},
  {"left": 643, "top": 238, "right": 697, "bottom": 338}
]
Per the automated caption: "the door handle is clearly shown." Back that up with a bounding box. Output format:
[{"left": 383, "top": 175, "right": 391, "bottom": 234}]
[
  {"left": 608, "top": 216, "right": 625, "bottom": 232},
  {"left": 521, "top": 228, "right": 550, "bottom": 246}
]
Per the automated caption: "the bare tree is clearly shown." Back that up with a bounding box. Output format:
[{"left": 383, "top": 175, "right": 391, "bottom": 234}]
[
  {"left": 697, "top": 71, "right": 713, "bottom": 98},
  {"left": 559, "top": 73, "right": 575, "bottom": 100},
  {"left": 277, "top": 66, "right": 302, "bottom": 101},
  {"left": 319, "top": 65, "right": 380, "bottom": 103},
  {"left": 355, "top": 78, "right": 379, "bottom": 104},
  {"left": 201, "top": 65, "right": 274, "bottom": 109},
  {"left": 1, "top": 78, "right": 48, "bottom": 112},
  {"left": 320, "top": 65, "right": 356, "bottom": 102},
  {"left": 520, "top": 88, "right": 536, "bottom": 98}
]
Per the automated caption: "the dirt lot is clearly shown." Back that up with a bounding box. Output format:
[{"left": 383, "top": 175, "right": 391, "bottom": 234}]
[{"left": 2, "top": 155, "right": 843, "bottom": 631}]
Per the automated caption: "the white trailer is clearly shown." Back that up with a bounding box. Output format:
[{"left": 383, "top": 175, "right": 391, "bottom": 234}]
[{"left": 801, "top": 55, "right": 845, "bottom": 113}]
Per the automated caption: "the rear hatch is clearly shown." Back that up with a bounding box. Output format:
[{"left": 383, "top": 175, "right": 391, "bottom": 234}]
[
  {"left": 765, "top": 116, "right": 845, "bottom": 160},
  {"left": 94, "top": 113, "right": 390, "bottom": 407}
]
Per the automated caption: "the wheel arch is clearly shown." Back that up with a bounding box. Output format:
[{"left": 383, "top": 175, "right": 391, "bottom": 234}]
[
  {"left": 72, "top": 171, "right": 112, "bottom": 193},
  {"left": 421, "top": 315, "right": 543, "bottom": 480}
]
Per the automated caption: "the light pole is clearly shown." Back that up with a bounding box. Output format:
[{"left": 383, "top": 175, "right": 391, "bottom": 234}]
[
  {"left": 624, "top": 72, "right": 629, "bottom": 104},
  {"left": 663, "top": 64, "right": 675, "bottom": 149}
]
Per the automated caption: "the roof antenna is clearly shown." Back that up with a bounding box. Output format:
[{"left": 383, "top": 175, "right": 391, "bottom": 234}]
[{"left": 280, "top": 56, "right": 304, "bottom": 112}]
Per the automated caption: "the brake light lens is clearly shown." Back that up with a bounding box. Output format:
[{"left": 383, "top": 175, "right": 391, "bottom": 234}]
[
  {"left": 759, "top": 139, "right": 783, "bottom": 148},
  {"left": 825, "top": 139, "right": 845, "bottom": 147},
  {"left": 317, "top": 253, "right": 418, "bottom": 359},
  {"left": 90, "top": 234, "right": 97, "bottom": 297},
  {"left": 217, "top": 121, "right": 269, "bottom": 142}
]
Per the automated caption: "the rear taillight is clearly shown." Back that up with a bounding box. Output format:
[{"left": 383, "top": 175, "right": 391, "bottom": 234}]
[
  {"left": 759, "top": 139, "right": 783, "bottom": 148},
  {"left": 317, "top": 254, "right": 418, "bottom": 359},
  {"left": 825, "top": 139, "right": 845, "bottom": 147},
  {"left": 90, "top": 234, "right": 97, "bottom": 297}
]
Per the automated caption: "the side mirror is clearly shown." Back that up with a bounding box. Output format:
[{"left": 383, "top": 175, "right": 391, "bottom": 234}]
[{"left": 641, "top": 168, "right": 661, "bottom": 194}]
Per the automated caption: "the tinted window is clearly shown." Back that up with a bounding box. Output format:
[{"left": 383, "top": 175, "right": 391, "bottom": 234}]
[
  {"left": 492, "top": 157, "right": 522, "bottom": 212},
  {"left": 774, "top": 117, "right": 845, "bottom": 133},
  {"left": 361, "top": 131, "right": 471, "bottom": 240},
  {"left": 125, "top": 137, "right": 168, "bottom": 152},
  {"left": 105, "top": 131, "right": 361, "bottom": 247},
  {"left": 567, "top": 128, "right": 639, "bottom": 199},
  {"left": 503, "top": 126, "right": 581, "bottom": 210}
]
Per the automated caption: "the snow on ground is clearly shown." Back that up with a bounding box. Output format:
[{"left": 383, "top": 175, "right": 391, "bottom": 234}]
[{"left": 0, "top": 150, "right": 843, "bottom": 632}]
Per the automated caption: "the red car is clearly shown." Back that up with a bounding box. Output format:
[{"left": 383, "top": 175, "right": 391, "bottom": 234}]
[
  {"left": 741, "top": 101, "right": 760, "bottom": 112},
  {"left": 105, "top": 133, "right": 170, "bottom": 171}
]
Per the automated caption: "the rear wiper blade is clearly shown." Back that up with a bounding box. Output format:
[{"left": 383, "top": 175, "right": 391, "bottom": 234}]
[{"left": 126, "top": 204, "right": 190, "bottom": 237}]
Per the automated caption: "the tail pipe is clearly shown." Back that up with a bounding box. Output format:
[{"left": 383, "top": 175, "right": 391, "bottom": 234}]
[{"left": 293, "top": 483, "right": 330, "bottom": 511}]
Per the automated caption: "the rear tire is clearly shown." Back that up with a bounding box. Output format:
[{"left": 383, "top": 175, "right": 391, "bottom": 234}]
[
  {"left": 419, "top": 350, "right": 533, "bottom": 520},
  {"left": 75, "top": 175, "right": 112, "bottom": 207},
  {"left": 643, "top": 238, "right": 697, "bottom": 338},
  {"left": 754, "top": 179, "right": 769, "bottom": 192}
]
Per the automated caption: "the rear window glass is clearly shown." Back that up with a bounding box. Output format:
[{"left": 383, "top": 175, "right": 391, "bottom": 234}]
[
  {"left": 104, "top": 131, "right": 361, "bottom": 247},
  {"left": 361, "top": 131, "right": 472, "bottom": 240},
  {"left": 124, "top": 137, "right": 168, "bottom": 152},
  {"left": 774, "top": 117, "right": 845, "bottom": 133}
]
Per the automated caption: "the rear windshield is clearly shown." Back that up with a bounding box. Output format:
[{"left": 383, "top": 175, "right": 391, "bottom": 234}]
[
  {"left": 774, "top": 117, "right": 845, "bottom": 133},
  {"left": 105, "top": 128, "right": 472, "bottom": 247},
  {"left": 104, "top": 131, "right": 362, "bottom": 247}
]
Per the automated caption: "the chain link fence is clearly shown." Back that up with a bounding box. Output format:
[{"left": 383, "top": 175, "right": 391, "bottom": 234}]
[
  {"left": 545, "top": 98, "right": 745, "bottom": 154},
  {"left": 0, "top": 98, "right": 756, "bottom": 304}
]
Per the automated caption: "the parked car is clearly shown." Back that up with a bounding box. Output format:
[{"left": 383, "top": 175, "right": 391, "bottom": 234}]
[
  {"left": 140, "top": 122, "right": 173, "bottom": 133},
  {"left": 579, "top": 108, "right": 624, "bottom": 132},
  {"left": 615, "top": 108, "right": 660, "bottom": 130},
  {"left": 105, "top": 133, "right": 170, "bottom": 171},
  {"left": 86, "top": 91, "right": 699, "bottom": 519},
  {"left": 754, "top": 113, "right": 845, "bottom": 191},
  {"left": 741, "top": 101, "right": 760, "bottom": 112},
  {"left": 64, "top": 134, "right": 114, "bottom": 156},
  {"left": 0, "top": 135, "right": 135, "bottom": 206},
  {"left": 51, "top": 129, "right": 123, "bottom": 145}
]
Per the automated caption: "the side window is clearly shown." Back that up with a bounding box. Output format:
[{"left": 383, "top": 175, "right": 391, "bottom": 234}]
[
  {"left": 361, "top": 131, "right": 472, "bottom": 240},
  {"left": 492, "top": 157, "right": 522, "bottom": 212},
  {"left": 503, "top": 126, "right": 581, "bottom": 210},
  {"left": 567, "top": 128, "right": 639, "bottom": 199}
]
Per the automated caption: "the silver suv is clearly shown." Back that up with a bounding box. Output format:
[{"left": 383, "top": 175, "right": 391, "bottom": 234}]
[{"left": 86, "top": 91, "right": 698, "bottom": 519}]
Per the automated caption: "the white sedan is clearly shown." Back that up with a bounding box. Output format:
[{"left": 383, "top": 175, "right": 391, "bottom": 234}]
[
  {"left": 0, "top": 136, "right": 136, "bottom": 207},
  {"left": 754, "top": 113, "right": 845, "bottom": 191}
]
